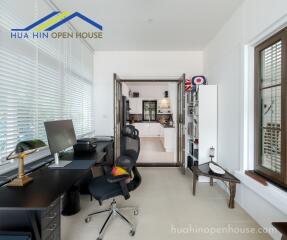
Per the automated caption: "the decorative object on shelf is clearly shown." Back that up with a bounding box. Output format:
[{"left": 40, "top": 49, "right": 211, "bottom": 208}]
[
  {"left": 6, "top": 139, "right": 46, "bottom": 187},
  {"left": 193, "top": 139, "right": 199, "bottom": 159},
  {"left": 187, "top": 156, "right": 193, "bottom": 169},
  {"left": 188, "top": 122, "right": 193, "bottom": 136},
  {"left": 191, "top": 76, "right": 207, "bottom": 86},
  {"left": 189, "top": 139, "right": 193, "bottom": 154},
  {"left": 209, "top": 146, "right": 215, "bottom": 161},
  {"left": 185, "top": 79, "right": 192, "bottom": 91},
  {"left": 187, "top": 92, "right": 193, "bottom": 104},
  {"left": 188, "top": 105, "right": 193, "bottom": 116},
  {"left": 209, "top": 162, "right": 225, "bottom": 175},
  {"left": 132, "top": 92, "right": 139, "bottom": 98}
]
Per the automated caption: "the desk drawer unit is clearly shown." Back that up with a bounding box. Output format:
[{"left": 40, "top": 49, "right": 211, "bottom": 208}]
[{"left": 39, "top": 198, "right": 60, "bottom": 240}]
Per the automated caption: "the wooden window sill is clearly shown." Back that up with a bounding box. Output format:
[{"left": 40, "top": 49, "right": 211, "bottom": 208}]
[{"left": 245, "top": 170, "right": 268, "bottom": 186}]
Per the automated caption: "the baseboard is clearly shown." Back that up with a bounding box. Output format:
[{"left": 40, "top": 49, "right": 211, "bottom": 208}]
[{"left": 137, "top": 162, "right": 179, "bottom": 167}]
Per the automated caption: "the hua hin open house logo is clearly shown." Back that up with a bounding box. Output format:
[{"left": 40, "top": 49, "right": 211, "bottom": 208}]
[{"left": 11, "top": 11, "right": 103, "bottom": 39}]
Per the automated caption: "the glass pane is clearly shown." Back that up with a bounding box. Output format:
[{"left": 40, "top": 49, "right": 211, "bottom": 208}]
[
  {"left": 143, "top": 101, "right": 156, "bottom": 121},
  {"left": 260, "top": 86, "right": 281, "bottom": 173},
  {"left": 260, "top": 41, "right": 281, "bottom": 88}
]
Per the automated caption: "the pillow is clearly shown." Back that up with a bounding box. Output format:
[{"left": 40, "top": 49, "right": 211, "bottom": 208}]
[{"left": 111, "top": 166, "right": 128, "bottom": 177}]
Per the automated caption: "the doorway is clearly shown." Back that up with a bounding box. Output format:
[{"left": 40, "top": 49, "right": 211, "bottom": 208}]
[{"left": 114, "top": 74, "right": 186, "bottom": 172}]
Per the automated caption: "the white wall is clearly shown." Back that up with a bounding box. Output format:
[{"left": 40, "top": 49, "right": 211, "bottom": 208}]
[
  {"left": 204, "top": 1, "right": 287, "bottom": 239},
  {"left": 126, "top": 84, "right": 168, "bottom": 99},
  {"left": 94, "top": 51, "right": 203, "bottom": 135}
]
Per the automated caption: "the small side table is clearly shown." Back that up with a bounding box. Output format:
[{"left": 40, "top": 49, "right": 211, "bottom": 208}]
[
  {"left": 272, "top": 222, "right": 287, "bottom": 240},
  {"left": 191, "top": 162, "right": 240, "bottom": 208}
]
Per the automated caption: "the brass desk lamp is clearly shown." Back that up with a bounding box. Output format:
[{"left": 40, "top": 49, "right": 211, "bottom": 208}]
[{"left": 6, "top": 140, "right": 46, "bottom": 187}]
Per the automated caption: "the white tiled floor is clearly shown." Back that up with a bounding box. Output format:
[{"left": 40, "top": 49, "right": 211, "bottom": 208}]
[
  {"left": 138, "top": 137, "right": 175, "bottom": 163},
  {"left": 62, "top": 168, "right": 272, "bottom": 240}
]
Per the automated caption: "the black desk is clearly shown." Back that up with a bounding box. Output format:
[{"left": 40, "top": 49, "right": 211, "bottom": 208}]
[
  {"left": 0, "top": 160, "right": 100, "bottom": 210},
  {"left": 0, "top": 141, "right": 113, "bottom": 240}
]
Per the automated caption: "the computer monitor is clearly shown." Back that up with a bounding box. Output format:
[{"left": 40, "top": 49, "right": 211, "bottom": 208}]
[{"left": 44, "top": 120, "right": 77, "bottom": 167}]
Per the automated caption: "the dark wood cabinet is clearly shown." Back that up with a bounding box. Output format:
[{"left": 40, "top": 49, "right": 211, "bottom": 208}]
[{"left": 38, "top": 198, "right": 60, "bottom": 240}]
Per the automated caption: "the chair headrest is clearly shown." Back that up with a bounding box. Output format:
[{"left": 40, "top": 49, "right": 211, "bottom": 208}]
[{"left": 121, "top": 125, "right": 139, "bottom": 138}]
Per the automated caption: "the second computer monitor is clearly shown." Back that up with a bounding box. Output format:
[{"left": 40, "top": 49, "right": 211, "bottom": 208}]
[{"left": 44, "top": 119, "right": 77, "bottom": 155}]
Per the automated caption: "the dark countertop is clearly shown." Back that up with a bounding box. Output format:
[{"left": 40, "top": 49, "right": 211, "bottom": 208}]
[
  {"left": 130, "top": 121, "right": 158, "bottom": 123},
  {"left": 162, "top": 125, "right": 175, "bottom": 128}
]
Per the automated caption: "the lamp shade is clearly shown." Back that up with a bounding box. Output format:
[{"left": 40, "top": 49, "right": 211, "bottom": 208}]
[{"left": 15, "top": 140, "right": 46, "bottom": 153}]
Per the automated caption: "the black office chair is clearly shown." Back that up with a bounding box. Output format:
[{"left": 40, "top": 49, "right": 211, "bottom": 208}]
[{"left": 85, "top": 125, "right": 141, "bottom": 240}]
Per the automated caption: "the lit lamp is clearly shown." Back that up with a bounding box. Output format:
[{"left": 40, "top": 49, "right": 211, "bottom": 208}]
[
  {"left": 209, "top": 146, "right": 215, "bottom": 162},
  {"left": 6, "top": 140, "right": 46, "bottom": 187}
]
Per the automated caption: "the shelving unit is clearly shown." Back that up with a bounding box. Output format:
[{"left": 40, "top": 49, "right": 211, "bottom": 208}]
[{"left": 185, "top": 85, "right": 218, "bottom": 169}]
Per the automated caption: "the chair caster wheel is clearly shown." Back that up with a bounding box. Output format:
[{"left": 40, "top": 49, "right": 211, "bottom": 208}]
[
  {"left": 97, "top": 238, "right": 102, "bottom": 240},
  {"left": 129, "top": 230, "right": 136, "bottom": 236},
  {"left": 134, "top": 209, "right": 139, "bottom": 216},
  {"left": 85, "top": 217, "right": 91, "bottom": 223}
]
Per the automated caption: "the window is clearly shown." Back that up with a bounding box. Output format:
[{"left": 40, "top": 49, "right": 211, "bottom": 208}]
[
  {"left": 142, "top": 101, "right": 157, "bottom": 121},
  {"left": 254, "top": 27, "right": 287, "bottom": 188},
  {"left": 0, "top": 0, "right": 94, "bottom": 163}
]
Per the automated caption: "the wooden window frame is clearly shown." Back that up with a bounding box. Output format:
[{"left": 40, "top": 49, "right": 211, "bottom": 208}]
[{"left": 254, "top": 27, "right": 287, "bottom": 189}]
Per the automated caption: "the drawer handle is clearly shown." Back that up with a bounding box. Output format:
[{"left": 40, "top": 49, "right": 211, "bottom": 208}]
[{"left": 47, "top": 223, "right": 57, "bottom": 231}]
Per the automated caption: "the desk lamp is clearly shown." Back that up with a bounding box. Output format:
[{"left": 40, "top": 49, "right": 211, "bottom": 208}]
[{"left": 6, "top": 140, "right": 46, "bottom": 187}]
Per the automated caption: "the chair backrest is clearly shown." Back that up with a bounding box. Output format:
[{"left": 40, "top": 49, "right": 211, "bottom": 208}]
[
  {"left": 120, "top": 125, "right": 140, "bottom": 161},
  {"left": 120, "top": 125, "right": 141, "bottom": 192}
]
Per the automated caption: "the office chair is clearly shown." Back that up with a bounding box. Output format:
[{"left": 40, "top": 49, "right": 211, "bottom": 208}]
[{"left": 85, "top": 125, "right": 141, "bottom": 240}]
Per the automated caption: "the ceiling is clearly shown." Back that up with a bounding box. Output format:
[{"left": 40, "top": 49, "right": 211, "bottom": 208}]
[{"left": 52, "top": 0, "right": 242, "bottom": 51}]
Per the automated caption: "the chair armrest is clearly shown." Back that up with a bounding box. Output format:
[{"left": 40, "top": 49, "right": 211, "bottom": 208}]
[
  {"left": 99, "top": 162, "right": 113, "bottom": 167},
  {"left": 107, "top": 174, "right": 130, "bottom": 200},
  {"left": 106, "top": 174, "right": 129, "bottom": 183}
]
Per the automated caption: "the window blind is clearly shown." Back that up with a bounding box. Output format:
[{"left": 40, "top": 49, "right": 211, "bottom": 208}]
[
  {"left": 260, "top": 41, "right": 282, "bottom": 173},
  {"left": 0, "top": 0, "right": 94, "bottom": 162}
]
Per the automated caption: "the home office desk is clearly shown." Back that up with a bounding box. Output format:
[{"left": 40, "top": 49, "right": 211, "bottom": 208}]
[{"left": 0, "top": 141, "right": 112, "bottom": 240}]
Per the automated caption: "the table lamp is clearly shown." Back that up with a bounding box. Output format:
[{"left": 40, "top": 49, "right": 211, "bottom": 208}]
[
  {"left": 6, "top": 140, "right": 46, "bottom": 187},
  {"left": 209, "top": 146, "right": 215, "bottom": 162}
]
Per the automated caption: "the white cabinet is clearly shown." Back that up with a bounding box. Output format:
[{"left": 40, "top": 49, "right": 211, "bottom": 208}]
[
  {"left": 129, "top": 98, "right": 142, "bottom": 114},
  {"left": 149, "top": 123, "right": 161, "bottom": 136},
  {"left": 159, "top": 124, "right": 175, "bottom": 152},
  {"left": 132, "top": 122, "right": 161, "bottom": 137},
  {"left": 163, "top": 128, "right": 176, "bottom": 152},
  {"left": 186, "top": 85, "right": 218, "bottom": 166}
]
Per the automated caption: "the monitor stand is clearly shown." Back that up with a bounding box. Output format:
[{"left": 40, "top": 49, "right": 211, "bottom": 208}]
[{"left": 49, "top": 153, "right": 72, "bottom": 168}]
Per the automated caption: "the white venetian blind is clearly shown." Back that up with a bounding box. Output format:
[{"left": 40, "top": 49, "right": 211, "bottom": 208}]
[
  {"left": 0, "top": 0, "right": 94, "bottom": 162},
  {"left": 260, "top": 40, "right": 282, "bottom": 173}
]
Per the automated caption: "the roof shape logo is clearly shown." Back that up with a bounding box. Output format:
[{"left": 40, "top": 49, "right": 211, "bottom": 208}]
[{"left": 12, "top": 11, "right": 103, "bottom": 32}]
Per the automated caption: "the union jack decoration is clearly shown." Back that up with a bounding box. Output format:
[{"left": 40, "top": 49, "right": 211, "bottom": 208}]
[{"left": 185, "top": 79, "right": 192, "bottom": 92}]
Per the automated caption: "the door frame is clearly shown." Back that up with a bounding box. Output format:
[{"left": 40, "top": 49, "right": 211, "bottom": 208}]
[{"left": 113, "top": 74, "right": 186, "bottom": 169}]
